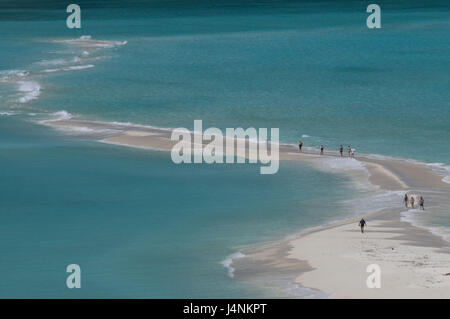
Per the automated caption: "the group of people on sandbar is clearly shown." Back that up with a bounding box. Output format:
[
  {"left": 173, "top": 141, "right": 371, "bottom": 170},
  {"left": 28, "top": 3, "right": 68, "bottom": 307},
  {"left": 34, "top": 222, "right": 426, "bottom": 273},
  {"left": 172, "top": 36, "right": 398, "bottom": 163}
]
[
  {"left": 298, "top": 140, "right": 355, "bottom": 157},
  {"left": 404, "top": 193, "right": 425, "bottom": 210},
  {"left": 340, "top": 145, "right": 356, "bottom": 157}
]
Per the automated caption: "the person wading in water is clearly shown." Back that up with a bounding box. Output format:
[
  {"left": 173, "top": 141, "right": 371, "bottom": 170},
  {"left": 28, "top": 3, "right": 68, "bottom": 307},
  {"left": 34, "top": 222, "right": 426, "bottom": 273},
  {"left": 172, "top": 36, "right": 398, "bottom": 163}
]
[{"left": 419, "top": 196, "right": 425, "bottom": 210}]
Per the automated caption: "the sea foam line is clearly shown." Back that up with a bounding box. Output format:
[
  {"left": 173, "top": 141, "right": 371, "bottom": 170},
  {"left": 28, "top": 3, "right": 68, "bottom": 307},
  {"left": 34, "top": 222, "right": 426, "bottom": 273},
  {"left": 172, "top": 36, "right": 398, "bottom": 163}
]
[
  {"left": 221, "top": 252, "right": 245, "bottom": 278},
  {"left": 17, "top": 81, "right": 41, "bottom": 103}
]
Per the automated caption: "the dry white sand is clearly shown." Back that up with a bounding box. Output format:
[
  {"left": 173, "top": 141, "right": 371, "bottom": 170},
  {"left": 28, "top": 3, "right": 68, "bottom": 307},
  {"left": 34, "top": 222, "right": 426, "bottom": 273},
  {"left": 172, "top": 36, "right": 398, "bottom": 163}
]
[{"left": 289, "top": 212, "right": 450, "bottom": 298}]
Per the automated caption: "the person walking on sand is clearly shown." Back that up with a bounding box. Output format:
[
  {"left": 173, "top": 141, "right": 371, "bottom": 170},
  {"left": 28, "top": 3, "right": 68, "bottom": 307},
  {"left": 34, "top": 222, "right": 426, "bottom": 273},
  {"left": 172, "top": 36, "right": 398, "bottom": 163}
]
[
  {"left": 410, "top": 196, "right": 415, "bottom": 209},
  {"left": 298, "top": 140, "right": 303, "bottom": 151},
  {"left": 339, "top": 145, "right": 344, "bottom": 156},
  {"left": 404, "top": 193, "right": 409, "bottom": 209},
  {"left": 320, "top": 145, "right": 324, "bottom": 155},
  {"left": 359, "top": 218, "right": 367, "bottom": 233},
  {"left": 419, "top": 196, "right": 425, "bottom": 210},
  {"left": 347, "top": 146, "right": 351, "bottom": 157}
]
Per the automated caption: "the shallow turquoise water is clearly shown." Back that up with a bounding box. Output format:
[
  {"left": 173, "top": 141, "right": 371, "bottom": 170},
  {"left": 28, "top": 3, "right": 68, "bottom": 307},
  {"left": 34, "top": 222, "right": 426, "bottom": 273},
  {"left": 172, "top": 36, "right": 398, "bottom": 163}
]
[
  {"left": 0, "top": 117, "right": 356, "bottom": 297},
  {"left": 2, "top": 1, "right": 450, "bottom": 162},
  {"left": 1, "top": 0, "right": 449, "bottom": 297}
]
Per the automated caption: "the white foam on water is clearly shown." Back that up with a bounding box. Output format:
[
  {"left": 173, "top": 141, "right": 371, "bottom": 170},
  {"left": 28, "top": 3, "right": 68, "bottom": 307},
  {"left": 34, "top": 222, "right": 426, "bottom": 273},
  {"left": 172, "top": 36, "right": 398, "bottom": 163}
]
[
  {"left": 343, "top": 190, "right": 404, "bottom": 217},
  {"left": 107, "top": 121, "right": 173, "bottom": 131},
  {"left": 312, "top": 157, "right": 367, "bottom": 173},
  {"left": 37, "top": 58, "right": 69, "bottom": 66},
  {"left": 51, "top": 110, "right": 72, "bottom": 121},
  {"left": 400, "top": 208, "right": 450, "bottom": 243},
  {"left": 40, "top": 110, "right": 73, "bottom": 123},
  {"left": 62, "top": 64, "right": 95, "bottom": 71},
  {"left": 1, "top": 36, "right": 126, "bottom": 111},
  {"left": 263, "top": 278, "right": 329, "bottom": 298},
  {"left": 365, "top": 153, "right": 401, "bottom": 161},
  {"left": 221, "top": 251, "right": 246, "bottom": 278},
  {"left": 400, "top": 196, "right": 450, "bottom": 245},
  {"left": 0, "top": 69, "right": 30, "bottom": 83},
  {"left": 0, "top": 111, "right": 20, "bottom": 116},
  {"left": 57, "top": 36, "right": 128, "bottom": 49},
  {"left": 301, "top": 134, "right": 310, "bottom": 138},
  {"left": 17, "top": 81, "right": 41, "bottom": 103},
  {"left": 222, "top": 252, "right": 329, "bottom": 298},
  {"left": 401, "top": 208, "right": 425, "bottom": 228},
  {"left": 311, "top": 157, "right": 374, "bottom": 189},
  {"left": 43, "top": 68, "right": 60, "bottom": 73},
  {"left": 426, "top": 162, "right": 450, "bottom": 185},
  {"left": 51, "top": 125, "right": 121, "bottom": 136}
]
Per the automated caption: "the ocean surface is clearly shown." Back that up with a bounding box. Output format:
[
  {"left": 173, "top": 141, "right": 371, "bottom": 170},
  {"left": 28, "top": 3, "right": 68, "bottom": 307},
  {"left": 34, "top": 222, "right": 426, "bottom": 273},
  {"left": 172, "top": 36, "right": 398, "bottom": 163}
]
[{"left": 0, "top": 0, "right": 449, "bottom": 297}]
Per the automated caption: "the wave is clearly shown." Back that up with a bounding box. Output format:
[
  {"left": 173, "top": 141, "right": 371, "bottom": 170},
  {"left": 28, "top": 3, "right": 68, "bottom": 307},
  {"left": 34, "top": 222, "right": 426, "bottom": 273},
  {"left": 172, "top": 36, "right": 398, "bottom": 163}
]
[
  {"left": 107, "top": 120, "right": 173, "bottom": 131},
  {"left": 0, "top": 70, "right": 40, "bottom": 104},
  {"left": 312, "top": 157, "right": 367, "bottom": 173},
  {"left": 308, "top": 156, "right": 375, "bottom": 192},
  {"left": 222, "top": 250, "right": 329, "bottom": 298},
  {"left": 221, "top": 251, "right": 245, "bottom": 278},
  {"left": 0, "top": 69, "right": 29, "bottom": 82},
  {"left": 49, "top": 110, "right": 73, "bottom": 121},
  {"left": 55, "top": 35, "right": 128, "bottom": 49},
  {"left": 0, "top": 36, "right": 126, "bottom": 112},
  {"left": 62, "top": 64, "right": 95, "bottom": 71},
  {"left": 52, "top": 125, "right": 121, "bottom": 136},
  {"left": 401, "top": 208, "right": 450, "bottom": 244},
  {"left": 17, "top": 81, "right": 41, "bottom": 103},
  {"left": 426, "top": 162, "right": 450, "bottom": 185},
  {"left": 37, "top": 58, "right": 69, "bottom": 66},
  {"left": 342, "top": 190, "right": 404, "bottom": 216},
  {"left": 0, "top": 111, "right": 20, "bottom": 116},
  {"left": 39, "top": 110, "right": 73, "bottom": 123},
  {"left": 42, "top": 68, "right": 59, "bottom": 73}
]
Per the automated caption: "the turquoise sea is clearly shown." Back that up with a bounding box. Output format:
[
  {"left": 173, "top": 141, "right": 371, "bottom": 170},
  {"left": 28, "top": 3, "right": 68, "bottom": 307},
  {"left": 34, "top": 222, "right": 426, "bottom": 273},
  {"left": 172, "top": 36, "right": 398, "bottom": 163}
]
[{"left": 0, "top": 0, "right": 449, "bottom": 297}]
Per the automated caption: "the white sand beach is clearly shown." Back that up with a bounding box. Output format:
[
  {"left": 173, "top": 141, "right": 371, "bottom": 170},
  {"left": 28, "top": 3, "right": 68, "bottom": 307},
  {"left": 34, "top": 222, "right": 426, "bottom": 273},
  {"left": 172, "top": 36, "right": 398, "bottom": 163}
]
[
  {"left": 43, "top": 118, "right": 450, "bottom": 298},
  {"left": 289, "top": 211, "right": 450, "bottom": 298}
]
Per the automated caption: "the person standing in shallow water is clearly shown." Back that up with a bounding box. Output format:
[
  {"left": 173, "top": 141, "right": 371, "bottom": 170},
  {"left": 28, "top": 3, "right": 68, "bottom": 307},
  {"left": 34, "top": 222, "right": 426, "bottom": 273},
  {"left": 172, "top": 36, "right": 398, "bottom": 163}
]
[
  {"left": 404, "top": 193, "right": 409, "bottom": 209},
  {"left": 419, "top": 197, "right": 425, "bottom": 210},
  {"left": 359, "top": 218, "right": 367, "bottom": 233},
  {"left": 347, "top": 146, "right": 351, "bottom": 157},
  {"left": 339, "top": 145, "right": 343, "bottom": 156},
  {"left": 410, "top": 196, "right": 415, "bottom": 208},
  {"left": 298, "top": 140, "right": 303, "bottom": 151},
  {"left": 320, "top": 145, "right": 324, "bottom": 155}
]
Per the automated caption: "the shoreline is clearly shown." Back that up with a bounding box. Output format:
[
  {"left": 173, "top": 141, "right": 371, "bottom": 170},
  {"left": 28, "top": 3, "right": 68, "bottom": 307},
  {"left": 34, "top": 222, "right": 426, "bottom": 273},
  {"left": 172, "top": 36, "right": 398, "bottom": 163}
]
[
  {"left": 41, "top": 116, "right": 450, "bottom": 298},
  {"left": 288, "top": 209, "right": 450, "bottom": 298}
]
